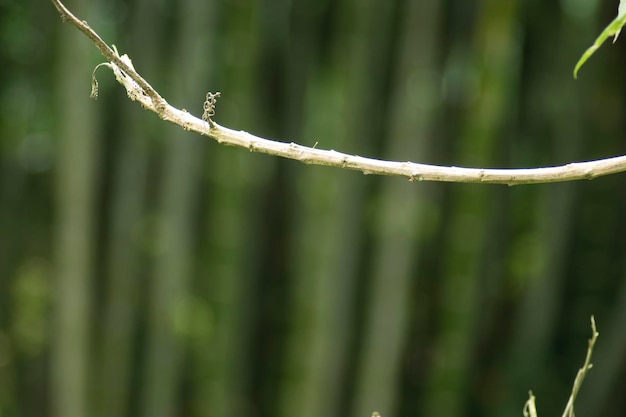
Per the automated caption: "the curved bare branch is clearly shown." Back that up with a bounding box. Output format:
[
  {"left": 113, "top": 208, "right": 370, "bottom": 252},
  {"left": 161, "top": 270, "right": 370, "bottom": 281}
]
[{"left": 50, "top": 0, "right": 626, "bottom": 185}]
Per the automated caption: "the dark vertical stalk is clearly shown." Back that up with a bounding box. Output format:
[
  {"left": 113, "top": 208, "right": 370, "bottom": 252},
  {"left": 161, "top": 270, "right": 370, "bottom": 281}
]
[
  {"left": 353, "top": 0, "right": 441, "bottom": 415},
  {"left": 498, "top": 3, "right": 598, "bottom": 415},
  {"left": 96, "top": 0, "right": 161, "bottom": 415},
  {"left": 280, "top": 1, "right": 398, "bottom": 417},
  {"left": 422, "top": 2, "right": 521, "bottom": 416}
]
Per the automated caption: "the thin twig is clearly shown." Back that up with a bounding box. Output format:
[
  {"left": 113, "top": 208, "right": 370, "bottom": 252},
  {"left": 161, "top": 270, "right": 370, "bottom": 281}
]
[
  {"left": 50, "top": 0, "right": 626, "bottom": 185},
  {"left": 523, "top": 316, "right": 599, "bottom": 417},
  {"left": 523, "top": 391, "right": 538, "bottom": 417},
  {"left": 561, "top": 316, "right": 599, "bottom": 417}
]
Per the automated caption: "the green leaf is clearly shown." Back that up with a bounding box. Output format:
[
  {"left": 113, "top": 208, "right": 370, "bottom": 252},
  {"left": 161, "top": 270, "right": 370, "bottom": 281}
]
[{"left": 573, "top": 2, "right": 626, "bottom": 78}]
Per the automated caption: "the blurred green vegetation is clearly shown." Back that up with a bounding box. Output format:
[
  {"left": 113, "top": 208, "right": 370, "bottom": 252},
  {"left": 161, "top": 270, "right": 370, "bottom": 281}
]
[{"left": 1, "top": 0, "right": 626, "bottom": 417}]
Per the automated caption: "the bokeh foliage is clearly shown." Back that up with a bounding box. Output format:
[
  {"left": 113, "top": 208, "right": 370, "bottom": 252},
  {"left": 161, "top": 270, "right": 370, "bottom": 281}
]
[{"left": 1, "top": 0, "right": 626, "bottom": 417}]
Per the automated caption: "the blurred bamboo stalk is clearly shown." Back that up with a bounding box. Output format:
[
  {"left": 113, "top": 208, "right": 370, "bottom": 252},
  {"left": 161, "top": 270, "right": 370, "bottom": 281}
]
[
  {"left": 139, "top": 1, "right": 211, "bottom": 416},
  {"left": 95, "top": 0, "right": 159, "bottom": 415},
  {"left": 187, "top": 1, "right": 259, "bottom": 416},
  {"left": 51, "top": 2, "right": 100, "bottom": 417},
  {"left": 499, "top": 3, "right": 595, "bottom": 415},
  {"left": 279, "top": 0, "right": 398, "bottom": 416},
  {"left": 422, "top": 2, "right": 520, "bottom": 417},
  {"left": 352, "top": 0, "right": 441, "bottom": 415}
]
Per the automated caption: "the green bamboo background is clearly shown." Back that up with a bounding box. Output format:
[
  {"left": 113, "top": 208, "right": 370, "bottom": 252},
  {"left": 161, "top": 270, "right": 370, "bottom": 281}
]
[{"left": 1, "top": 0, "right": 626, "bottom": 416}]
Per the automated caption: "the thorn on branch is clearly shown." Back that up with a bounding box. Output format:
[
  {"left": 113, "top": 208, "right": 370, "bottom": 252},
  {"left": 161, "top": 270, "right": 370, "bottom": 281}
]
[{"left": 202, "top": 91, "right": 221, "bottom": 126}]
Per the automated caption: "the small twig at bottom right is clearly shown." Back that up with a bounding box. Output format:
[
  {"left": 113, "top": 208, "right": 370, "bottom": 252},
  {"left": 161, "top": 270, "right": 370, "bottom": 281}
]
[{"left": 523, "top": 316, "right": 599, "bottom": 417}]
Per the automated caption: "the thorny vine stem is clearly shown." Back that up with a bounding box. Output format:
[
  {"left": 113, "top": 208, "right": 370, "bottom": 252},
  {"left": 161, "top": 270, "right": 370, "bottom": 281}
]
[{"left": 51, "top": 0, "right": 626, "bottom": 185}]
